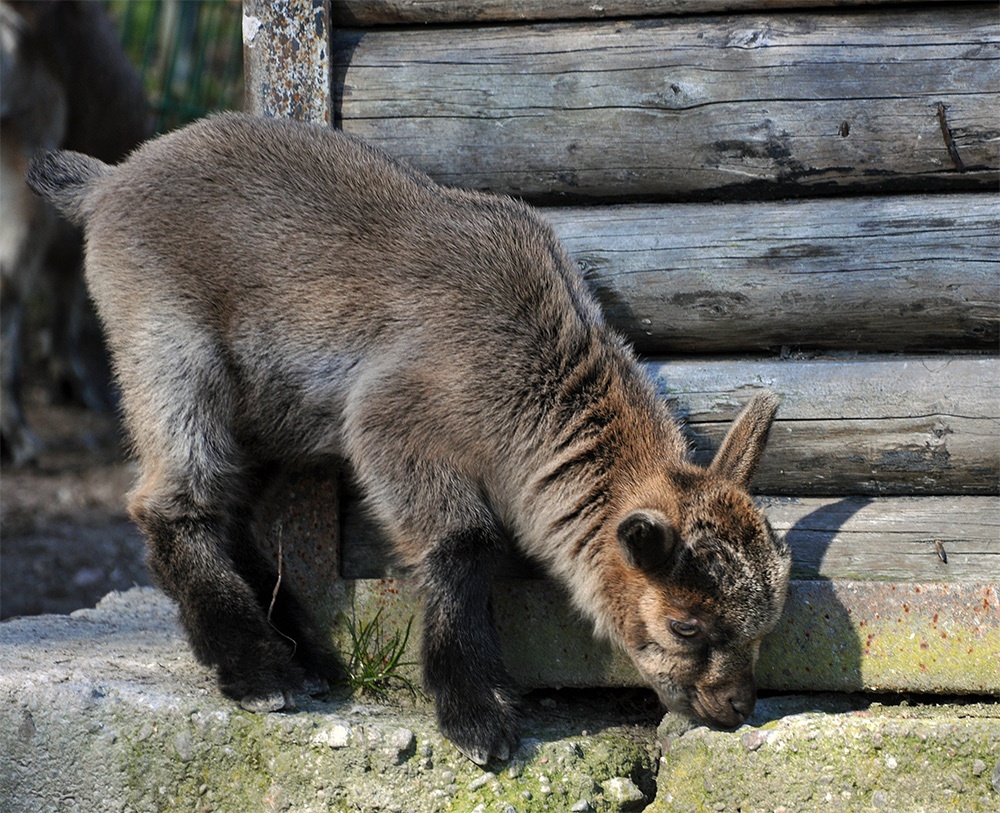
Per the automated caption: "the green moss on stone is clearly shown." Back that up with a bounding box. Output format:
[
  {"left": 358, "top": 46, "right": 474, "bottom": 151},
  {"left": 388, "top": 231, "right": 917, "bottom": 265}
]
[
  {"left": 651, "top": 705, "right": 1000, "bottom": 813},
  {"left": 114, "top": 698, "right": 659, "bottom": 813}
]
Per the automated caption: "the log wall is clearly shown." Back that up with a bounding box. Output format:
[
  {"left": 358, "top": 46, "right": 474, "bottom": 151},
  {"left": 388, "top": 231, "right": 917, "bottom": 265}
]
[
  {"left": 547, "top": 194, "right": 999, "bottom": 352},
  {"left": 331, "top": 6, "right": 999, "bottom": 201},
  {"left": 244, "top": 0, "right": 1000, "bottom": 694}
]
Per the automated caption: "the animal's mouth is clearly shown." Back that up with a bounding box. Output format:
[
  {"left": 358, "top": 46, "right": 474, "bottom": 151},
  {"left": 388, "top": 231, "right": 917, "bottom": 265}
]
[
  {"left": 650, "top": 679, "right": 753, "bottom": 730},
  {"left": 651, "top": 684, "right": 688, "bottom": 712},
  {"left": 691, "top": 693, "right": 753, "bottom": 730},
  {"left": 655, "top": 692, "right": 744, "bottom": 731}
]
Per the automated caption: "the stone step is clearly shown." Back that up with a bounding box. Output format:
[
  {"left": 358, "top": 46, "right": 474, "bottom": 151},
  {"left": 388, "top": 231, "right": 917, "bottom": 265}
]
[
  {"left": 654, "top": 698, "right": 1000, "bottom": 813},
  {"left": 1, "top": 588, "right": 997, "bottom": 813}
]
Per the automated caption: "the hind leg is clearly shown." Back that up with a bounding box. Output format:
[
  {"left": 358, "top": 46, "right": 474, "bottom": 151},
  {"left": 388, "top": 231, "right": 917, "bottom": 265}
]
[
  {"left": 130, "top": 465, "right": 308, "bottom": 710},
  {"left": 0, "top": 277, "right": 40, "bottom": 464},
  {"left": 119, "top": 335, "right": 312, "bottom": 711}
]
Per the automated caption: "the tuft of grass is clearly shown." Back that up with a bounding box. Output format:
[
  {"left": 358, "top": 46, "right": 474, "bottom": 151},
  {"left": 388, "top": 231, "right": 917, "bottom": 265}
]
[{"left": 340, "top": 609, "right": 423, "bottom": 699}]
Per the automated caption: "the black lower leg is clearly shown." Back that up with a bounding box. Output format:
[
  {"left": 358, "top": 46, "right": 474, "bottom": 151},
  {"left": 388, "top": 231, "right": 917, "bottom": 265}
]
[
  {"left": 421, "top": 525, "right": 520, "bottom": 765},
  {"left": 142, "top": 509, "right": 305, "bottom": 709}
]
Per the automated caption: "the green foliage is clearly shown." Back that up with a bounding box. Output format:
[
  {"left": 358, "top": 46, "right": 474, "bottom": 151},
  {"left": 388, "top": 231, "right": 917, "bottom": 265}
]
[
  {"left": 340, "top": 609, "right": 423, "bottom": 700},
  {"left": 105, "top": 0, "right": 243, "bottom": 133}
]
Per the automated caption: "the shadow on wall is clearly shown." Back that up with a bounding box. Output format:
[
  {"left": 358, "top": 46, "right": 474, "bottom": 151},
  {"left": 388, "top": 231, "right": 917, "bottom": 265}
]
[{"left": 756, "top": 497, "right": 871, "bottom": 699}]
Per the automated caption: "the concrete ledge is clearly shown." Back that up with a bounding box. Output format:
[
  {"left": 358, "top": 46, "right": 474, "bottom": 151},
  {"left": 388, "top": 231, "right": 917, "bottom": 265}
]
[
  {"left": 0, "top": 589, "right": 659, "bottom": 813},
  {"left": 654, "top": 698, "right": 1000, "bottom": 813},
  {"left": 2, "top": 588, "right": 998, "bottom": 813}
]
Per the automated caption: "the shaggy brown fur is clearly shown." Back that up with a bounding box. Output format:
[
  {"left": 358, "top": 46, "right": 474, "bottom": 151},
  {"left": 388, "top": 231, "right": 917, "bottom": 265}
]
[{"left": 27, "top": 112, "right": 790, "bottom": 765}]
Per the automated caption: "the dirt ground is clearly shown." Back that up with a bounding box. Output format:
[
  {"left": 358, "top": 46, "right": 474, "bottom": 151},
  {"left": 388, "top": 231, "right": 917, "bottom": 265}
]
[{"left": 0, "top": 388, "right": 151, "bottom": 619}]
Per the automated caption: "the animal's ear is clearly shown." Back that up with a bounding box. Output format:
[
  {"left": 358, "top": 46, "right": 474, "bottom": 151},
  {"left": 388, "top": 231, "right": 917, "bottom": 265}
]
[
  {"left": 617, "top": 510, "right": 679, "bottom": 572},
  {"left": 709, "top": 391, "right": 780, "bottom": 488}
]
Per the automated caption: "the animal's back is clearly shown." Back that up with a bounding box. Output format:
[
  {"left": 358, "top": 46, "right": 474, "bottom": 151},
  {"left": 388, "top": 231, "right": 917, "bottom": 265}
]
[
  {"left": 87, "top": 113, "right": 588, "bottom": 343},
  {"left": 76, "top": 113, "right": 603, "bottom": 462}
]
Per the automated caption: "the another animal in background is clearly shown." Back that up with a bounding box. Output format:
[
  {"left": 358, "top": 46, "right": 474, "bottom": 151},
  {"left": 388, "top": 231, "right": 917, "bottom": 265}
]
[
  {"left": 28, "top": 112, "right": 791, "bottom": 765},
  {"left": 0, "top": 0, "right": 150, "bottom": 464}
]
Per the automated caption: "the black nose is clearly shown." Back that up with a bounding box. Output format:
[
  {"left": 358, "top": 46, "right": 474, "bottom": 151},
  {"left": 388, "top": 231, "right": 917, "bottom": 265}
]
[{"left": 727, "top": 684, "right": 757, "bottom": 721}]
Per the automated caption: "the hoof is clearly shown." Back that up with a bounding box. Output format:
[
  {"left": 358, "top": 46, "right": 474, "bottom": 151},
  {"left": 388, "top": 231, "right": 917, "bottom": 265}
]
[
  {"left": 456, "top": 739, "right": 512, "bottom": 767},
  {"left": 300, "top": 675, "right": 330, "bottom": 696},
  {"left": 240, "top": 690, "right": 291, "bottom": 713},
  {"left": 438, "top": 686, "right": 521, "bottom": 766}
]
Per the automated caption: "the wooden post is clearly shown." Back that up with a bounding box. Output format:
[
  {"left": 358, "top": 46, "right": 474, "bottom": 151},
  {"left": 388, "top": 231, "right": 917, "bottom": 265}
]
[{"left": 243, "top": 0, "right": 333, "bottom": 124}]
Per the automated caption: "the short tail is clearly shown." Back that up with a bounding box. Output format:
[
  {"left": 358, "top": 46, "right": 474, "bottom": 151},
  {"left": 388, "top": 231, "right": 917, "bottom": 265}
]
[{"left": 25, "top": 150, "right": 111, "bottom": 227}]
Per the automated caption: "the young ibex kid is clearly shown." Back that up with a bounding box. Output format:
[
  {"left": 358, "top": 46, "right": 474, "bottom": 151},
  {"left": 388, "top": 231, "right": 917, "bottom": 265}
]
[{"left": 27, "top": 113, "right": 791, "bottom": 765}]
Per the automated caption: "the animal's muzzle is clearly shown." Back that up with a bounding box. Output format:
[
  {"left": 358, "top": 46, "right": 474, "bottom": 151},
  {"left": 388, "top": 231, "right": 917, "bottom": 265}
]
[{"left": 695, "top": 680, "right": 757, "bottom": 729}]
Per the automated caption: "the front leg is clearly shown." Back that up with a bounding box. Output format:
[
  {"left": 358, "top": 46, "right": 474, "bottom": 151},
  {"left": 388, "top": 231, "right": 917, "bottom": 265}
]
[{"left": 421, "top": 525, "right": 521, "bottom": 766}]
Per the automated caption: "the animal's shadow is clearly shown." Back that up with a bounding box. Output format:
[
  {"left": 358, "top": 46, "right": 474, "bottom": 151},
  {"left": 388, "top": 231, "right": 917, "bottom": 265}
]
[{"left": 752, "top": 497, "right": 871, "bottom": 724}]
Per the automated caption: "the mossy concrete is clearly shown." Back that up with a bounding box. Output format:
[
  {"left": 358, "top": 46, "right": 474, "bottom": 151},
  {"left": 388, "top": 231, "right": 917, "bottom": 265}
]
[
  {"left": 331, "top": 577, "right": 1000, "bottom": 694},
  {"left": 653, "top": 696, "right": 1000, "bottom": 813},
  {"left": 0, "top": 589, "right": 658, "bottom": 813},
  {"left": 2, "top": 588, "right": 998, "bottom": 813},
  {"left": 106, "top": 702, "right": 657, "bottom": 813}
]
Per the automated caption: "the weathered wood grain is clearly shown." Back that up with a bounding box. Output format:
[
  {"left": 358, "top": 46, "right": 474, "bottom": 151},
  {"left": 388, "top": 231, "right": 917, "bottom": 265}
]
[
  {"left": 759, "top": 496, "right": 998, "bottom": 582},
  {"left": 649, "top": 355, "right": 998, "bottom": 495},
  {"left": 544, "top": 193, "right": 999, "bottom": 353},
  {"left": 332, "top": 7, "right": 999, "bottom": 201},
  {"left": 332, "top": 0, "right": 904, "bottom": 26},
  {"left": 341, "top": 495, "right": 998, "bottom": 581}
]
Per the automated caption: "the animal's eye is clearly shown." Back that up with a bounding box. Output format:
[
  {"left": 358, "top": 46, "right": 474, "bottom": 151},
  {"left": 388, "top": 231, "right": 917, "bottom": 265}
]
[{"left": 670, "top": 620, "right": 700, "bottom": 638}]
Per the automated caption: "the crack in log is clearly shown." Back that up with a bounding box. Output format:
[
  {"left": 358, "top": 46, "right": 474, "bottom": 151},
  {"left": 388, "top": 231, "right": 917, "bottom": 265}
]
[
  {"left": 347, "top": 89, "right": 988, "bottom": 117},
  {"left": 936, "top": 102, "right": 967, "bottom": 172}
]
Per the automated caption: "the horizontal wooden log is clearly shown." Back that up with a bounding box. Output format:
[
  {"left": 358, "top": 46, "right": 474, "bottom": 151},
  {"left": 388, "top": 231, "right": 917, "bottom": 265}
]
[
  {"left": 759, "top": 496, "right": 998, "bottom": 582},
  {"left": 650, "top": 355, "right": 998, "bottom": 495},
  {"left": 332, "top": 0, "right": 895, "bottom": 26},
  {"left": 544, "top": 193, "right": 999, "bottom": 353},
  {"left": 332, "top": 7, "right": 999, "bottom": 201},
  {"left": 342, "top": 495, "right": 999, "bottom": 582}
]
